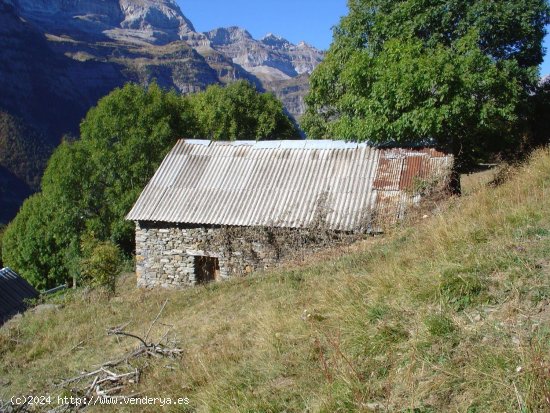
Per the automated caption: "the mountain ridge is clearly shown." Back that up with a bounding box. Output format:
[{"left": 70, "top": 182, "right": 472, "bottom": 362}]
[
  {"left": 0, "top": 0, "right": 323, "bottom": 224},
  {"left": 5, "top": 0, "right": 324, "bottom": 117}
]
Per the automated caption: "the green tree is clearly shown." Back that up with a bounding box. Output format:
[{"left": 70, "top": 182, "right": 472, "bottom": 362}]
[
  {"left": 39, "top": 140, "right": 96, "bottom": 285},
  {"left": 80, "top": 82, "right": 195, "bottom": 250},
  {"left": 302, "top": 0, "right": 549, "bottom": 169},
  {"left": 2, "top": 83, "right": 190, "bottom": 287},
  {"left": 1, "top": 194, "right": 64, "bottom": 289},
  {"left": 189, "top": 80, "right": 299, "bottom": 140},
  {"left": 2, "top": 81, "right": 296, "bottom": 288}
]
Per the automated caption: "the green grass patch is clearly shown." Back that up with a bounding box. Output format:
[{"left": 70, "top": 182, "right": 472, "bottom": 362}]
[
  {"left": 424, "top": 314, "right": 456, "bottom": 337},
  {"left": 439, "top": 267, "right": 486, "bottom": 310}
]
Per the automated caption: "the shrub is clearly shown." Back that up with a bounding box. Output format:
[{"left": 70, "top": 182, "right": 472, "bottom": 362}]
[
  {"left": 80, "top": 240, "right": 122, "bottom": 294},
  {"left": 1, "top": 194, "right": 67, "bottom": 289}
]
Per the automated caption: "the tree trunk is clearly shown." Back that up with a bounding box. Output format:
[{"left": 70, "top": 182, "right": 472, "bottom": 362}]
[{"left": 447, "top": 168, "right": 461, "bottom": 195}]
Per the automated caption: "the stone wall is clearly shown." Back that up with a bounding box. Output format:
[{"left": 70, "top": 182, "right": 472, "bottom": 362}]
[{"left": 135, "top": 221, "right": 361, "bottom": 289}]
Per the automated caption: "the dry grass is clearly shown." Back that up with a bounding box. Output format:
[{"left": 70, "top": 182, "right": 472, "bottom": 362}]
[
  {"left": 460, "top": 165, "right": 502, "bottom": 195},
  {"left": 1, "top": 149, "right": 550, "bottom": 412}
]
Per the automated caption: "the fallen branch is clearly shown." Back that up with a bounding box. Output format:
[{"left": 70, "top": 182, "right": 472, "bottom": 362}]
[
  {"left": 52, "top": 313, "right": 182, "bottom": 411},
  {"left": 102, "top": 347, "right": 148, "bottom": 368},
  {"left": 60, "top": 369, "right": 104, "bottom": 386},
  {"left": 107, "top": 329, "right": 149, "bottom": 348},
  {"left": 145, "top": 299, "right": 169, "bottom": 342}
]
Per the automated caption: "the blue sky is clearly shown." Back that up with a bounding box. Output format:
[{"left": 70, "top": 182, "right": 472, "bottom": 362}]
[
  {"left": 179, "top": 0, "right": 348, "bottom": 49},
  {"left": 179, "top": 1, "right": 550, "bottom": 75},
  {"left": 542, "top": 34, "right": 550, "bottom": 76}
]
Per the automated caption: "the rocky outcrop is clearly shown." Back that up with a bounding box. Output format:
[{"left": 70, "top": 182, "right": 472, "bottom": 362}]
[
  {"left": 202, "top": 27, "right": 324, "bottom": 82},
  {"left": 13, "top": 0, "right": 194, "bottom": 44},
  {"left": 264, "top": 74, "right": 311, "bottom": 125},
  {"left": 108, "top": 0, "right": 195, "bottom": 44},
  {"left": 13, "top": 0, "right": 123, "bottom": 40},
  {"left": 191, "top": 26, "right": 323, "bottom": 118}
]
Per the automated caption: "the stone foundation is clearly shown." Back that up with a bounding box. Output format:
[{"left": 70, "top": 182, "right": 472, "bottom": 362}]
[{"left": 135, "top": 221, "right": 361, "bottom": 289}]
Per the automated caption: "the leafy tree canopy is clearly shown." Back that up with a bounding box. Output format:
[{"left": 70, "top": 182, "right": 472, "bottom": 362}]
[
  {"left": 2, "top": 81, "right": 296, "bottom": 288},
  {"left": 1, "top": 194, "right": 64, "bottom": 289},
  {"left": 302, "top": 0, "right": 549, "bottom": 168},
  {"left": 189, "top": 80, "right": 299, "bottom": 140},
  {"left": 79, "top": 82, "right": 193, "bottom": 249}
]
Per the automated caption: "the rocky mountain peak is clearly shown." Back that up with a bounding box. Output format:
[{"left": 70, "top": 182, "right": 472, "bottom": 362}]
[
  {"left": 12, "top": 0, "right": 195, "bottom": 44},
  {"left": 202, "top": 26, "right": 324, "bottom": 80},
  {"left": 296, "top": 40, "right": 314, "bottom": 49},
  {"left": 118, "top": 0, "right": 194, "bottom": 33},
  {"left": 261, "top": 33, "right": 291, "bottom": 49},
  {"left": 205, "top": 26, "right": 253, "bottom": 46}
]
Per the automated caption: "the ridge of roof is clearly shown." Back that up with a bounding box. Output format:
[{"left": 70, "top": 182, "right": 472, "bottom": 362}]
[
  {"left": 182, "top": 139, "right": 368, "bottom": 150},
  {"left": 182, "top": 139, "right": 440, "bottom": 150}
]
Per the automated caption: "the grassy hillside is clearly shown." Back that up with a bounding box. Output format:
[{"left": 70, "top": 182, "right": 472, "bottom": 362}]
[{"left": 1, "top": 149, "right": 550, "bottom": 412}]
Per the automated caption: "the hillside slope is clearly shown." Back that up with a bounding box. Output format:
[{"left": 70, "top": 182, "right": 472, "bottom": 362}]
[
  {"left": 1, "top": 150, "right": 549, "bottom": 411},
  {"left": 0, "top": 111, "right": 54, "bottom": 223}
]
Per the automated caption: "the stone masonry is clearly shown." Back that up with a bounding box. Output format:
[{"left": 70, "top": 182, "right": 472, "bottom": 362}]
[{"left": 135, "top": 221, "right": 359, "bottom": 289}]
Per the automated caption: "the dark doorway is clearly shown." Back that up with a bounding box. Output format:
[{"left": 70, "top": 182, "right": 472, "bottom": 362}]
[{"left": 194, "top": 256, "right": 220, "bottom": 284}]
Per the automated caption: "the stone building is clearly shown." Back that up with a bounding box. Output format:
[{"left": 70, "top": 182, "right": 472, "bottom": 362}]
[{"left": 127, "top": 140, "right": 453, "bottom": 289}]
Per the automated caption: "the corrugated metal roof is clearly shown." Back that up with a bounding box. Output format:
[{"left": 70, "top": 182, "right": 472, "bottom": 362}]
[
  {"left": 0, "top": 267, "right": 39, "bottom": 323},
  {"left": 126, "top": 140, "right": 453, "bottom": 231}
]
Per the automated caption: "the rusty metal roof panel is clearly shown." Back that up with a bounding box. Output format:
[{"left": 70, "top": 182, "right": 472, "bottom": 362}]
[
  {"left": 373, "top": 152, "right": 404, "bottom": 191},
  {"left": 126, "top": 140, "right": 453, "bottom": 230},
  {"left": 400, "top": 155, "right": 427, "bottom": 189}
]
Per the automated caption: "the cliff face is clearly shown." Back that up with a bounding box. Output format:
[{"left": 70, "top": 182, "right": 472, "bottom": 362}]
[
  {"left": 202, "top": 27, "right": 323, "bottom": 82},
  {"left": 0, "top": 0, "right": 324, "bottom": 223},
  {"left": 13, "top": 0, "right": 194, "bottom": 44},
  {"left": 7, "top": 0, "right": 323, "bottom": 119},
  {"left": 193, "top": 27, "right": 324, "bottom": 118}
]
